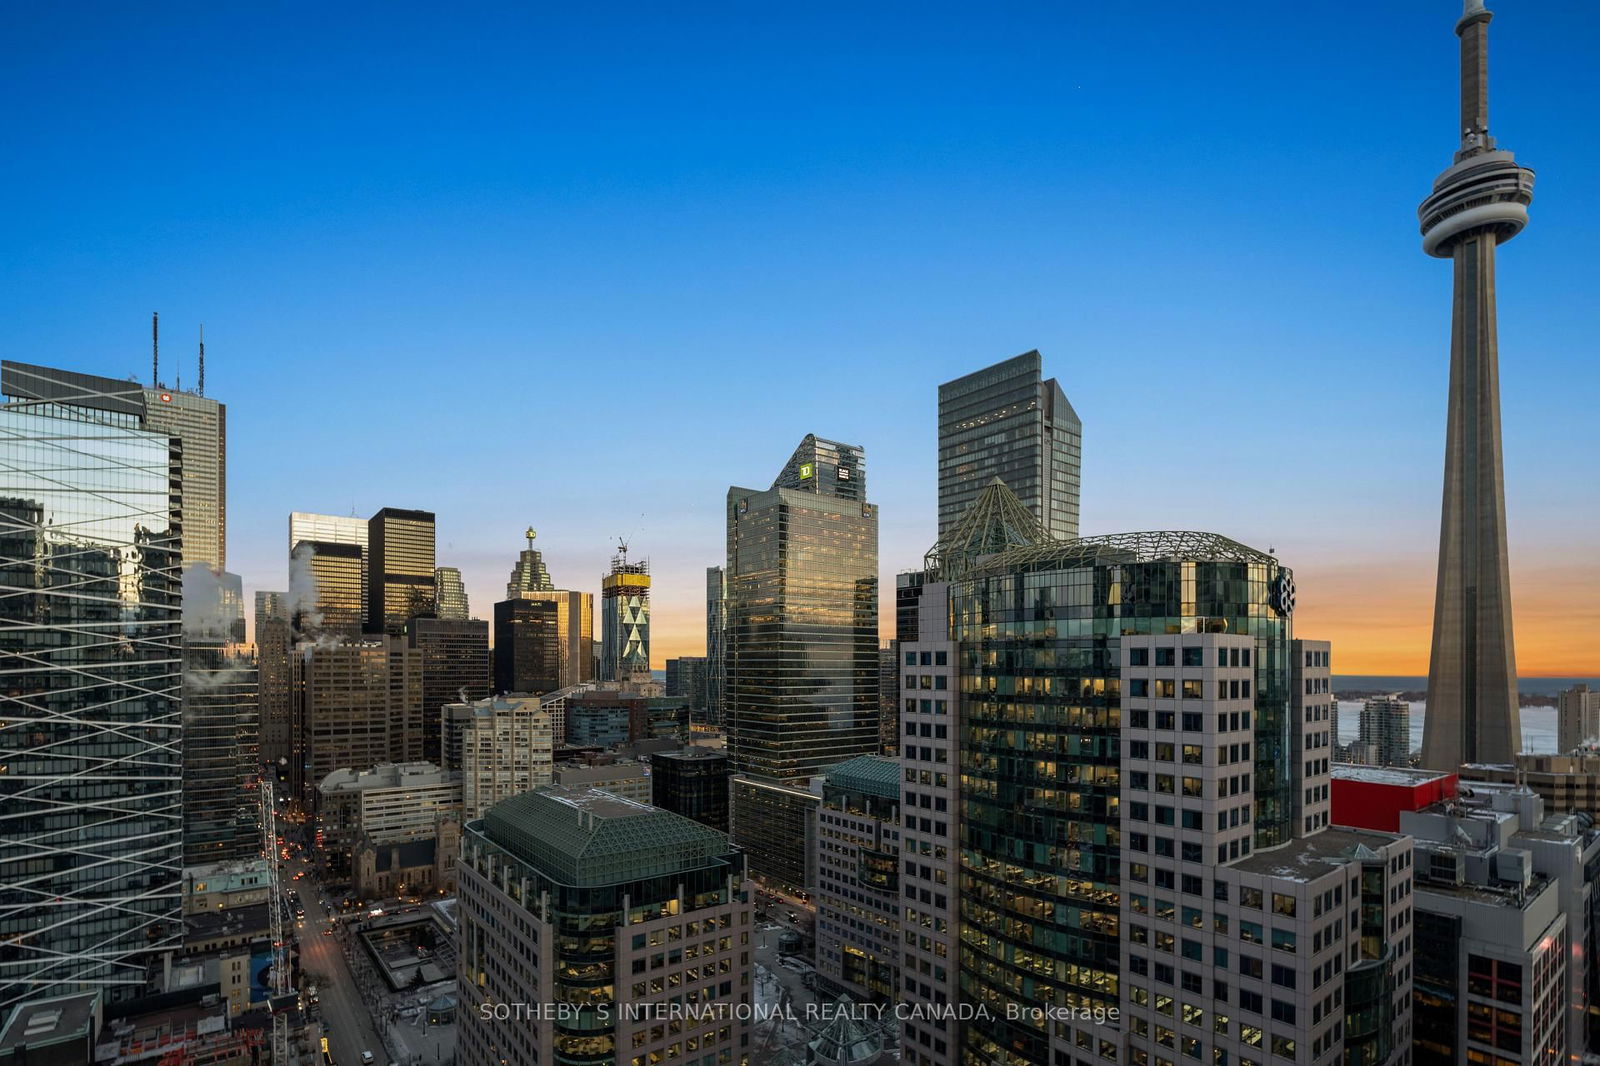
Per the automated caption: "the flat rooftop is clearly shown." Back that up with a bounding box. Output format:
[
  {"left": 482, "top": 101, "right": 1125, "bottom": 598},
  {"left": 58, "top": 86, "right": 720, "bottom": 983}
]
[
  {"left": 0, "top": 991, "right": 99, "bottom": 1052},
  {"left": 1228, "top": 826, "right": 1401, "bottom": 883},
  {"left": 1333, "top": 764, "right": 1455, "bottom": 787}
]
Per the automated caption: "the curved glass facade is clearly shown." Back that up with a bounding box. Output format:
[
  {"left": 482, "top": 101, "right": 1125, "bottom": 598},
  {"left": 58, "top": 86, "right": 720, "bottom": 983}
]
[
  {"left": 950, "top": 541, "right": 1292, "bottom": 1066},
  {"left": 0, "top": 376, "right": 184, "bottom": 1012}
]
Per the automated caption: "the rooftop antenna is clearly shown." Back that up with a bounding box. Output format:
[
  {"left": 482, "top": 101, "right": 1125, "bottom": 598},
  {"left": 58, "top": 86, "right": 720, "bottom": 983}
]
[
  {"left": 197, "top": 325, "right": 205, "bottom": 397},
  {"left": 151, "top": 312, "right": 159, "bottom": 387}
]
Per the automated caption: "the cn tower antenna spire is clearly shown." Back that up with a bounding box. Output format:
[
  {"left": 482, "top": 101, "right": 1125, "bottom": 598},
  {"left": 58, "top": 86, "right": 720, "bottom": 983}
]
[
  {"left": 1456, "top": 0, "right": 1495, "bottom": 158},
  {"left": 1417, "top": 0, "right": 1534, "bottom": 771}
]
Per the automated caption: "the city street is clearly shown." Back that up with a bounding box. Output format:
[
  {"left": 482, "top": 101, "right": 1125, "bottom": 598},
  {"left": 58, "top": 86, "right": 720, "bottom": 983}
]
[{"left": 290, "top": 853, "right": 389, "bottom": 1066}]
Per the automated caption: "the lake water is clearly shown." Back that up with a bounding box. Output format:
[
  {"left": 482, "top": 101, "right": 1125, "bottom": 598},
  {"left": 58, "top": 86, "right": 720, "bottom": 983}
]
[{"left": 1335, "top": 700, "right": 1561, "bottom": 758}]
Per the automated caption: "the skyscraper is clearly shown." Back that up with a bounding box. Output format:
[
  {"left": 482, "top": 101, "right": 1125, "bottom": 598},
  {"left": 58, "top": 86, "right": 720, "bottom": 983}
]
[
  {"left": 408, "top": 616, "right": 491, "bottom": 763},
  {"left": 367, "top": 506, "right": 436, "bottom": 635},
  {"left": 937, "top": 350, "right": 1082, "bottom": 540},
  {"left": 725, "top": 434, "right": 878, "bottom": 889},
  {"left": 143, "top": 381, "right": 226, "bottom": 572},
  {"left": 289, "top": 539, "right": 364, "bottom": 637},
  {"left": 1418, "top": 0, "right": 1532, "bottom": 771},
  {"left": 705, "top": 565, "right": 726, "bottom": 724},
  {"left": 289, "top": 511, "right": 368, "bottom": 616},
  {"left": 600, "top": 547, "right": 650, "bottom": 680},
  {"left": 180, "top": 566, "right": 260, "bottom": 867},
  {"left": 492, "top": 598, "right": 561, "bottom": 696},
  {"left": 504, "top": 526, "right": 554, "bottom": 597},
  {"left": 928, "top": 488, "right": 1301, "bottom": 1064},
  {"left": 433, "top": 566, "right": 470, "bottom": 620},
  {"left": 0, "top": 362, "right": 184, "bottom": 1012},
  {"left": 292, "top": 636, "right": 423, "bottom": 815}
]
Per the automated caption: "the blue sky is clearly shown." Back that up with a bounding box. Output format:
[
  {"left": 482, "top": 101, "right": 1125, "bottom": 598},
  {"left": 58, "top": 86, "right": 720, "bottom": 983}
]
[{"left": 2, "top": 2, "right": 1596, "bottom": 671}]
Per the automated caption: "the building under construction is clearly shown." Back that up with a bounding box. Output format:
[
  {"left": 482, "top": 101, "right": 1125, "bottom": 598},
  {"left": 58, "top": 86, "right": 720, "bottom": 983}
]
[{"left": 600, "top": 546, "right": 650, "bottom": 681}]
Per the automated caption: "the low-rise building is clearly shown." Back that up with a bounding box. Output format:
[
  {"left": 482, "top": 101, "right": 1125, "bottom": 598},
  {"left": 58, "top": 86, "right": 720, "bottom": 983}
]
[
  {"left": 182, "top": 859, "right": 273, "bottom": 915},
  {"left": 1461, "top": 754, "right": 1600, "bottom": 818},
  {"left": 316, "top": 762, "right": 462, "bottom": 880},
  {"left": 551, "top": 761, "right": 650, "bottom": 804}
]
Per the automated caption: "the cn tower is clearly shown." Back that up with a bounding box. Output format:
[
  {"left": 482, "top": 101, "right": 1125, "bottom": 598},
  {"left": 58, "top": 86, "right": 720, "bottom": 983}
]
[{"left": 1418, "top": 0, "right": 1533, "bottom": 770}]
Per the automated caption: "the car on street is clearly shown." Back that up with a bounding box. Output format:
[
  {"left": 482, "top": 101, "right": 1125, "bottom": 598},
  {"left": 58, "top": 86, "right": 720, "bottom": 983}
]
[
  {"left": 787, "top": 911, "right": 799, "bottom": 922},
  {"left": 361, "top": 1052, "right": 375, "bottom": 1064},
  {"left": 323, "top": 927, "right": 334, "bottom": 936}
]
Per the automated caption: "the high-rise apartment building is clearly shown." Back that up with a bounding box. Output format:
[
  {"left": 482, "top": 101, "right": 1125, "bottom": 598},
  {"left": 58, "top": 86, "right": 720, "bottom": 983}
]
[
  {"left": 1558, "top": 684, "right": 1600, "bottom": 754},
  {"left": 492, "top": 598, "right": 561, "bottom": 696},
  {"left": 600, "top": 549, "right": 650, "bottom": 681},
  {"left": 937, "top": 350, "right": 1082, "bottom": 540},
  {"left": 367, "top": 507, "right": 436, "bottom": 635},
  {"left": 143, "top": 384, "right": 226, "bottom": 571},
  {"left": 651, "top": 748, "right": 730, "bottom": 832},
  {"left": 814, "top": 755, "right": 901, "bottom": 1006},
  {"left": 705, "top": 565, "right": 726, "bottom": 724},
  {"left": 291, "top": 635, "right": 423, "bottom": 814},
  {"left": 1359, "top": 695, "right": 1413, "bottom": 768},
  {"left": 725, "top": 434, "right": 879, "bottom": 891},
  {"left": 441, "top": 694, "right": 555, "bottom": 821},
  {"left": 433, "top": 566, "right": 470, "bottom": 620},
  {"left": 455, "top": 787, "right": 753, "bottom": 1066},
  {"left": 0, "top": 362, "right": 184, "bottom": 1013},
  {"left": 408, "top": 616, "right": 490, "bottom": 764},
  {"left": 1418, "top": 0, "right": 1533, "bottom": 771},
  {"left": 290, "top": 539, "right": 364, "bottom": 636}
]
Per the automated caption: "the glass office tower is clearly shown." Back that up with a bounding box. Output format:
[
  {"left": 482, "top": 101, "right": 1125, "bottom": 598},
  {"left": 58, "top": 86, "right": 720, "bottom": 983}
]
[
  {"left": 705, "top": 565, "right": 726, "bottom": 724},
  {"left": 290, "top": 538, "right": 364, "bottom": 637},
  {"left": 0, "top": 361, "right": 184, "bottom": 1013},
  {"left": 493, "top": 598, "right": 561, "bottom": 696},
  {"left": 938, "top": 350, "right": 1082, "bottom": 540},
  {"left": 725, "top": 435, "right": 879, "bottom": 890},
  {"left": 725, "top": 434, "right": 880, "bottom": 780},
  {"left": 367, "top": 506, "right": 436, "bottom": 634},
  {"left": 937, "top": 497, "right": 1296, "bottom": 1065},
  {"left": 289, "top": 511, "right": 368, "bottom": 617}
]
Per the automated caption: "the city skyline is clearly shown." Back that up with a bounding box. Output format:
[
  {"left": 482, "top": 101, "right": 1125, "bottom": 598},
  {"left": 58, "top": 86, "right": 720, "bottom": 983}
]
[{"left": 2, "top": 4, "right": 1596, "bottom": 675}]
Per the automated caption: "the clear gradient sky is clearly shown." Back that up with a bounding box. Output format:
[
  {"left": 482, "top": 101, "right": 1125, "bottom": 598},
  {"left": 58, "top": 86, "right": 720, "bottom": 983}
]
[{"left": 2, "top": 2, "right": 1596, "bottom": 675}]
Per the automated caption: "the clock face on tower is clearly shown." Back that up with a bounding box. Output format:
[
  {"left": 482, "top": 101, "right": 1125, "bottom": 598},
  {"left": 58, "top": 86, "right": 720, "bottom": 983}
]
[{"left": 1271, "top": 572, "right": 1296, "bottom": 618}]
